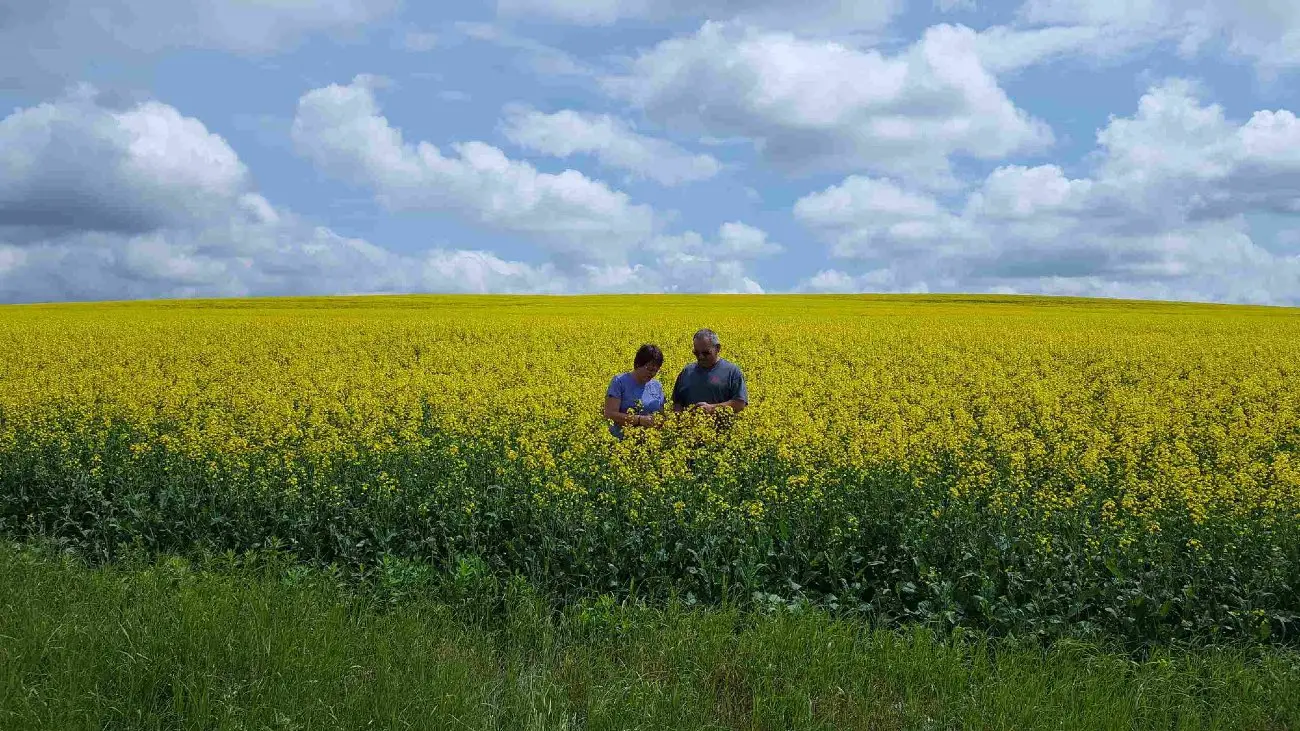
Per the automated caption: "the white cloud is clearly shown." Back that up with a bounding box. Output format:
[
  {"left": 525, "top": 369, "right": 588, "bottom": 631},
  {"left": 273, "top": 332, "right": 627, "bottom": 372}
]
[
  {"left": 794, "top": 80, "right": 1300, "bottom": 304},
  {"left": 0, "top": 88, "right": 775, "bottom": 302},
  {"left": 1016, "top": 0, "right": 1300, "bottom": 69},
  {"left": 500, "top": 107, "right": 722, "bottom": 186},
  {"left": 649, "top": 222, "right": 782, "bottom": 260},
  {"left": 291, "top": 76, "right": 658, "bottom": 265},
  {"left": 634, "top": 222, "right": 779, "bottom": 293},
  {"left": 0, "top": 76, "right": 788, "bottom": 303},
  {"left": 495, "top": 0, "right": 903, "bottom": 33},
  {"left": 0, "top": 221, "right": 581, "bottom": 303},
  {"left": 799, "top": 267, "right": 932, "bottom": 294},
  {"left": 606, "top": 22, "right": 1052, "bottom": 187},
  {"left": 23, "top": 84, "right": 802, "bottom": 304},
  {"left": 794, "top": 177, "right": 978, "bottom": 261},
  {"left": 801, "top": 269, "right": 858, "bottom": 292},
  {"left": 398, "top": 30, "right": 438, "bottom": 52},
  {"left": 1090, "top": 80, "right": 1300, "bottom": 220},
  {"left": 0, "top": 85, "right": 247, "bottom": 238},
  {"left": 0, "top": 85, "right": 782, "bottom": 302},
  {"left": 964, "top": 165, "right": 1093, "bottom": 219},
  {"left": 717, "top": 222, "right": 782, "bottom": 259},
  {"left": 1, "top": 0, "right": 399, "bottom": 90},
  {"left": 618, "top": 221, "right": 780, "bottom": 291},
  {"left": 0, "top": 88, "right": 576, "bottom": 302},
  {"left": 973, "top": 25, "right": 1130, "bottom": 73},
  {"left": 635, "top": 256, "right": 766, "bottom": 293},
  {"left": 454, "top": 22, "right": 593, "bottom": 78}
]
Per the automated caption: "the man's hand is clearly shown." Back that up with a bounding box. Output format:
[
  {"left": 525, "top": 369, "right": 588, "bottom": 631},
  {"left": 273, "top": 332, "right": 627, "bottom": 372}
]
[{"left": 696, "top": 402, "right": 716, "bottom": 414}]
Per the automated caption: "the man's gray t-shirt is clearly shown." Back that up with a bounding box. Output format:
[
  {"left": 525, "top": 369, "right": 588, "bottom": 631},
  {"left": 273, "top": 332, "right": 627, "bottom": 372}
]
[{"left": 672, "top": 358, "right": 748, "bottom": 408}]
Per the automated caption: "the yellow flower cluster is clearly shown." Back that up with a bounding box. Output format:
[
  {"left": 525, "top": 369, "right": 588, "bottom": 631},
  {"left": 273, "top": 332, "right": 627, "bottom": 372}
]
[{"left": 2, "top": 293, "right": 1299, "bottom": 637}]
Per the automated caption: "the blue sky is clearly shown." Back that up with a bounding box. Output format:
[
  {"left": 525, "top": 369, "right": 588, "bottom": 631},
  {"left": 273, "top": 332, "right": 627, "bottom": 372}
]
[{"left": 2, "top": 0, "right": 1299, "bottom": 303}]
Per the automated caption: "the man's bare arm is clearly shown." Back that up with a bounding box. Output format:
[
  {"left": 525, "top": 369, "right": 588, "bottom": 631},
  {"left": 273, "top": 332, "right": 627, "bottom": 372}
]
[{"left": 696, "top": 399, "right": 746, "bottom": 414}]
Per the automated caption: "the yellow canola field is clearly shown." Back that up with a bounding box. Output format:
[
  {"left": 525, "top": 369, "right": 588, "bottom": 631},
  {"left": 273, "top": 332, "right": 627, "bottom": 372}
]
[{"left": 2, "top": 294, "right": 1299, "bottom": 640}]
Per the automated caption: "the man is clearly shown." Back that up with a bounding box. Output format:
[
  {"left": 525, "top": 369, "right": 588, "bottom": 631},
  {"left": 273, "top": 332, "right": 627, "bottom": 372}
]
[{"left": 672, "top": 328, "right": 748, "bottom": 415}]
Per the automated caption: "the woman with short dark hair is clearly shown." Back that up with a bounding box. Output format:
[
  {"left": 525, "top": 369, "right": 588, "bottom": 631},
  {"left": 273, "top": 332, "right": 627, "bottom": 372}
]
[{"left": 604, "top": 344, "right": 665, "bottom": 439}]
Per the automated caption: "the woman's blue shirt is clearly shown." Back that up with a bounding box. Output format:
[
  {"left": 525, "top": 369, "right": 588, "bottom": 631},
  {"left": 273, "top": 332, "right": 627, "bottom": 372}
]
[{"left": 606, "top": 372, "right": 664, "bottom": 438}]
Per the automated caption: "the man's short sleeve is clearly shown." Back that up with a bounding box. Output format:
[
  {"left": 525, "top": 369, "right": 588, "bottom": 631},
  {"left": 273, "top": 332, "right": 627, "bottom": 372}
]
[
  {"left": 731, "top": 365, "right": 749, "bottom": 404},
  {"left": 671, "top": 366, "right": 689, "bottom": 406},
  {"left": 606, "top": 374, "right": 624, "bottom": 400}
]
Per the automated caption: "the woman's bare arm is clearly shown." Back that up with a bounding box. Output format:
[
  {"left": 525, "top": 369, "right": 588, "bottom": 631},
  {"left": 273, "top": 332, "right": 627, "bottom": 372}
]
[{"left": 605, "top": 396, "right": 653, "bottom": 427}]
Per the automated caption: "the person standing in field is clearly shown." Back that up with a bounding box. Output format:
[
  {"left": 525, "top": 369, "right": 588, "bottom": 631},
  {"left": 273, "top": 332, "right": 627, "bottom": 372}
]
[
  {"left": 672, "top": 328, "right": 748, "bottom": 415},
  {"left": 604, "top": 344, "right": 666, "bottom": 439}
]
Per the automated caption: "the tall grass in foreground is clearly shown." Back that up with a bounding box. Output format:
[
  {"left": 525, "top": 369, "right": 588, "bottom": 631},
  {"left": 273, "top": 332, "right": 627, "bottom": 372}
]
[{"left": 2, "top": 544, "right": 1297, "bottom": 731}]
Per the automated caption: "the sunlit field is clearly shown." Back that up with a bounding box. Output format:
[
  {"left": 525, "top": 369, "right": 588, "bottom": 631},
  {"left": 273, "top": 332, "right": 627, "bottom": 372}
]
[{"left": 3, "top": 294, "right": 1300, "bottom": 645}]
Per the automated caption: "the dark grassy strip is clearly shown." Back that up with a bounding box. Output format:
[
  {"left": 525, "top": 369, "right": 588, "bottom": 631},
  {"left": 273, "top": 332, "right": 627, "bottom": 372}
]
[{"left": 2, "top": 545, "right": 1298, "bottom": 730}]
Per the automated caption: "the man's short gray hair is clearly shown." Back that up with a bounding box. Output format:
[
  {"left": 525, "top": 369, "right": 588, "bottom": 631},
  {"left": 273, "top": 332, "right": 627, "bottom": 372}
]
[{"left": 692, "top": 328, "right": 720, "bottom": 347}]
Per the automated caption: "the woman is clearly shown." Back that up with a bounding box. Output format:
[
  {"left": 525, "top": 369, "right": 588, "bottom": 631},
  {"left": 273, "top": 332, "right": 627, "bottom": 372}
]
[{"left": 604, "top": 344, "right": 665, "bottom": 439}]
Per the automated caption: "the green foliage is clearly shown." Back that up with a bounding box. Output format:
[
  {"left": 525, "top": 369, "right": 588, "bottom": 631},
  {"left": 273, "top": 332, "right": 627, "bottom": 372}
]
[{"left": 3, "top": 544, "right": 1298, "bottom": 730}]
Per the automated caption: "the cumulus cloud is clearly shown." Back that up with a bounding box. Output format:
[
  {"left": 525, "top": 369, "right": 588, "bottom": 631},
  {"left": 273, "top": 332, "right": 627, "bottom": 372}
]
[
  {"left": 716, "top": 222, "right": 782, "bottom": 259},
  {"left": 291, "top": 76, "right": 658, "bottom": 265},
  {"left": 630, "top": 222, "right": 778, "bottom": 294},
  {"left": 795, "top": 80, "right": 1300, "bottom": 304},
  {"left": 651, "top": 260, "right": 766, "bottom": 294},
  {"left": 0, "top": 87, "right": 773, "bottom": 302},
  {"left": 1092, "top": 81, "right": 1300, "bottom": 220},
  {"left": 605, "top": 22, "right": 1052, "bottom": 187},
  {"left": 798, "top": 267, "right": 933, "bottom": 294},
  {"left": 794, "top": 177, "right": 977, "bottom": 262},
  {"left": 495, "top": 0, "right": 903, "bottom": 33},
  {"left": 0, "top": 223, "right": 587, "bottom": 303},
  {"left": 0, "top": 87, "right": 583, "bottom": 302},
  {"left": 500, "top": 106, "right": 722, "bottom": 186},
  {"left": 0, "top": 86, "right": 248, "bottom": 238},
  {"left": 649, "top": 221, "right": 782, "bottom": 260},
  {"left": 0, "top": 0, "right": 399, "bottom": 90}
]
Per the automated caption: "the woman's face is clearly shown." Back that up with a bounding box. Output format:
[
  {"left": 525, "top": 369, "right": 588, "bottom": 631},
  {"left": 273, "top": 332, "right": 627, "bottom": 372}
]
[{"left": 634, "top": 361, "right": 662, "bottom": 381}]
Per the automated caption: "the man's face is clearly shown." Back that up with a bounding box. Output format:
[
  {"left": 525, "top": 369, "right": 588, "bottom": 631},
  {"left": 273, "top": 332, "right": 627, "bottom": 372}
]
[{"left": 693, "top": 338, "right": 720, "bottom": 368}]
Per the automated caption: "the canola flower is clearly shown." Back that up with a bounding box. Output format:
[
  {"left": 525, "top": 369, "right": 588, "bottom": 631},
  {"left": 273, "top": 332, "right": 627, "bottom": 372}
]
[{"left": 1, "top": 294, "right": 1299, "bottom": 643}]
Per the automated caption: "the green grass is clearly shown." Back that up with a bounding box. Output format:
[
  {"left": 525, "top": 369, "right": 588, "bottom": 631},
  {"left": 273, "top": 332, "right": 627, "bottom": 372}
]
[{"left": 2, "top": 544, "right": 1297, "bottom": 730}]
